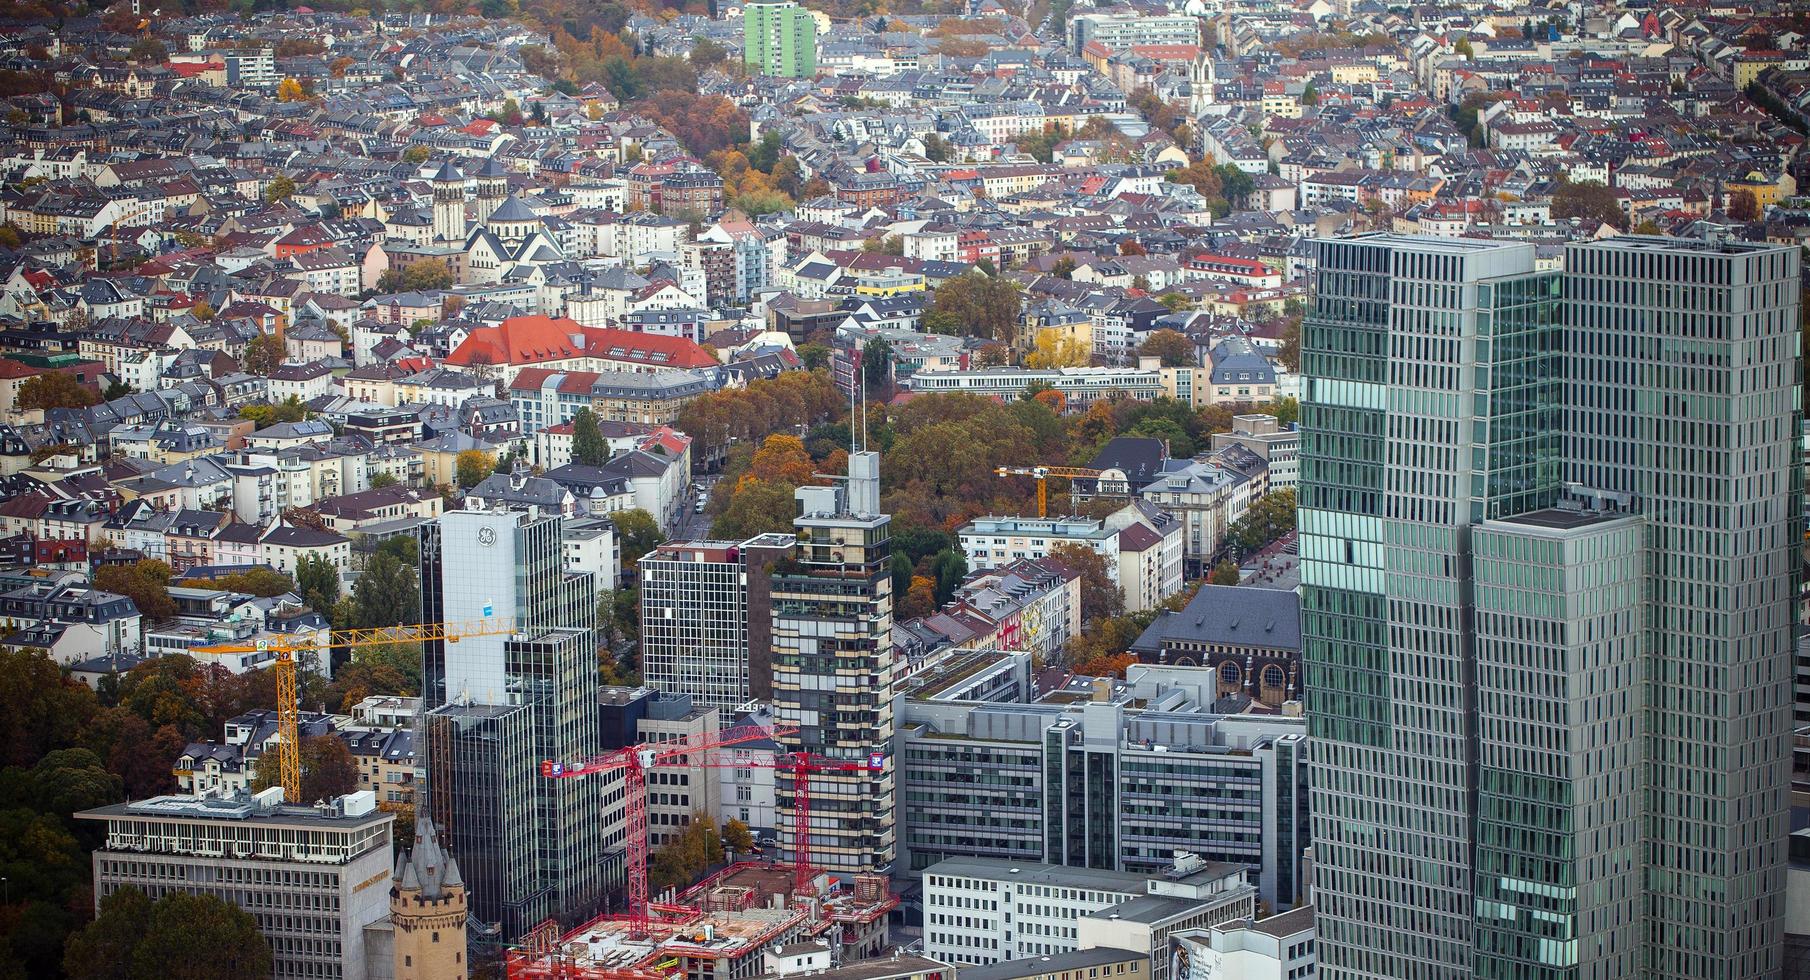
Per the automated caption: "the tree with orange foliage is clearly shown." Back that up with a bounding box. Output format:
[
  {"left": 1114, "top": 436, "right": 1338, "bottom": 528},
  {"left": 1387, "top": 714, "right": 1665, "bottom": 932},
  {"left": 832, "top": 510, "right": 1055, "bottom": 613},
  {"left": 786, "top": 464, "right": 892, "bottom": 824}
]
[
  {"left": 750, "top": 434, "right": 815, "bottom": 485},
  {"left": 1076, "top": 651, "right": 1138, "bottom": 678},
  {"left": 1033, "top": 389, "right": 1066, "bottom": 414},
  {"left": 899, "top": 575, "right": 938, "bottom": 619}
]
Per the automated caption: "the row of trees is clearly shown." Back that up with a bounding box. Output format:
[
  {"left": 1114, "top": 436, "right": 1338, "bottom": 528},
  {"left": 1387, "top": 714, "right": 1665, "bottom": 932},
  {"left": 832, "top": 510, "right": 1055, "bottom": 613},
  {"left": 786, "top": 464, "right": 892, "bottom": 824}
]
[{"left": 673, "top": 369, "right": 845, "bottom": 463}]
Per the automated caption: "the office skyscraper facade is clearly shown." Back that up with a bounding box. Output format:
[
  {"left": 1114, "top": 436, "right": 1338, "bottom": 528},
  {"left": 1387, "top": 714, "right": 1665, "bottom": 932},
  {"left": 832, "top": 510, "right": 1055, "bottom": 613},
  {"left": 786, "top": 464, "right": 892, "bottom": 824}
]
[
  {"left": 1300, "top": 234, "right": 1799, "bottom": 979},
  {"left": 421, "top": 506, "right": 609, "bottom": 936},
  {"left": 771, "top": 451, "right": 898, "bottom": 872},
  {"left": 1559, "top": 237, "right": 1798, "bottom": 978},
  {"left": 640, "top": 534, "right": 794, "bottom": 710}
]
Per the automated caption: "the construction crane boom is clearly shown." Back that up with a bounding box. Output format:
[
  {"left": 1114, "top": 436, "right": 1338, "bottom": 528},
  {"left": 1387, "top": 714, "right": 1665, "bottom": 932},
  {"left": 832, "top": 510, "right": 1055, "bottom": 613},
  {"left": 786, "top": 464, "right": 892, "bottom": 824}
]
[
  {"left": 542, "top": 722, "right": 800, "bottom": 929},
  {"left": 994, "top": 465, "right": 1106, "bottom": 518},
  {"left": 193, "top": 615, "right": 518, "bottom": 804}
]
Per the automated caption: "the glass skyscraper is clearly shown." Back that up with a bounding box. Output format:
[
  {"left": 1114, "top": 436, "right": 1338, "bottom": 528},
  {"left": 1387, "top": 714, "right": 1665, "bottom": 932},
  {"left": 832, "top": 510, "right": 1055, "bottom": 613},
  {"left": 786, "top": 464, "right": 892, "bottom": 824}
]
[
  {"left": 1300, "top": 234, "right": 1799, "bottom": 979},
  {"left": 421, "top": 507, "right": 608, "bottom": 936}
]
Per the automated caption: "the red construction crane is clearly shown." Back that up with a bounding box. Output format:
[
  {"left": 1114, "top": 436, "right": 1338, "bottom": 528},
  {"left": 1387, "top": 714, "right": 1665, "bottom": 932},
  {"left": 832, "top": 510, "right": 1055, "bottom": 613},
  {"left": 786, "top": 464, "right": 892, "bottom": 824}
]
[
  {"left": 542, "top": 722, "right": 796, "bottom": 930},
  {"left": 684, "top": 750, "right": 887, "bottom": 898},
  {"left": 771, "top": 752, "right": 886, "bottom": 897}
]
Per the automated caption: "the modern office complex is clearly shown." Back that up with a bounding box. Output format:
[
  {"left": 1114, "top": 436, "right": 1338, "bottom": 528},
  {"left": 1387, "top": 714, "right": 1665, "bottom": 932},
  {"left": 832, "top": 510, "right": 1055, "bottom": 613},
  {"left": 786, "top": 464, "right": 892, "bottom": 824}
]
[
  {"left": 897, "top": 678, "right": 1309, "bottom": 910},
  {"left": 639, "top": 534, "right": 793, "bottom": 709},
  {"left": 743, "top": 0, "right": 817, "bottom": 77},
  {"left": 78, "top": 790, "right": 395, "bottom": 980},
  {"left": 1299, "top": 233, "right": 1800, "bottom": 979},
  {"left": 420, "top": 505, "right": 609, "bottom": 936},
  {"left": 771, "top": 451, "right": 898, "bottom": 872},
  {"left": 922, "top": 854, "right": 1256, "bottom": 979}
]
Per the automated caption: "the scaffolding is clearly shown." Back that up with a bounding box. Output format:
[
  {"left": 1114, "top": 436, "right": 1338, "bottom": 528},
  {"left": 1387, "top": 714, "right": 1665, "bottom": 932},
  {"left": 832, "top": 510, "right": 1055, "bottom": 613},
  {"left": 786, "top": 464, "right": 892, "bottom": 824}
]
[{"left": 505, "top": 864, "right": 900, "bottom": 980}]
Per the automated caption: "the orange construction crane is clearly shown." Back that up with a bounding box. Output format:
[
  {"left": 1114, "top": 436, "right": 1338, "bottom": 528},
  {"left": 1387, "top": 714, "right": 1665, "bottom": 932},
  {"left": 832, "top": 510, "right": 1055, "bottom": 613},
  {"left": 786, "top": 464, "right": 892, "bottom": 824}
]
[
  {"left": 994, "top": 465, "right": 1106, "bottom": 518},
  {"left": 541, "top": 722, "right": 798, "bottom": 930},
  {"left": 193, "top": 616, "right": 520, "bottom": 805}
]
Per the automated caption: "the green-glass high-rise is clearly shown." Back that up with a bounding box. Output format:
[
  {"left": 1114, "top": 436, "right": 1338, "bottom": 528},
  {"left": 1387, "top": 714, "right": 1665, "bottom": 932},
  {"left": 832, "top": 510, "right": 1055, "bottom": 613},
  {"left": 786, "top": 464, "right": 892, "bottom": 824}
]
[
  {"left": 1560, "top": 236, "right": 1799, "bottom": 979},
  {"left": 743, "top": 0, "right": 817, "bottom": 77},
  {"left": 1301, "top": 235, "right": 1563, "bottom": 979},
  {"left": 1300, "top": 234, "right": 1800, "bottom": 979}
]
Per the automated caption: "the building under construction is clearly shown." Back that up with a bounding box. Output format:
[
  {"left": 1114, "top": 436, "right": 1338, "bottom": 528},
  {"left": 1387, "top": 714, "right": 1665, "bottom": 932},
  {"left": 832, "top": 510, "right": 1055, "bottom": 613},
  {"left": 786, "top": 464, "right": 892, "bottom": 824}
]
[{"left": 507, "top": 864, "right": 898, "bottom": 980}]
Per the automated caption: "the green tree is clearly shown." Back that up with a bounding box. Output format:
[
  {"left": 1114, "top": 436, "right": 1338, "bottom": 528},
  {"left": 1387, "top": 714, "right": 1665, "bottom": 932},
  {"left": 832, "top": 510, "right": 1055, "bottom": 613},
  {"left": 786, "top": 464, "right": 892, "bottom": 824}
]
[
  {"left": 205, "top": 568, "right": 297, "bottom": 597},
  {"left": 128, "top": 36, "right": 167, "bottom": 63},
  {"left": 927, "top": 547, "right": 968, "bottom": 606},
  {"left": 1215, "top": 164, "right": 1255, "bottom": 206},
  {"left": 263, "top": 174, "right": 297, "bottom": 203},
  {"left": 1266, "top": 396, "right": 1299, "bottom": 427},
  {"left": 571, "top": 407, "right": 609, "bottom": 466},
  {"left": 1136, "top": 329, "right": 1195, "bottom": 367},
  {"left": 1550, "top": 178, "right": 1625, "bottom": 230},
  {"left": 0, "top": 647, "right": 99, "bottom": 768},
  {"left": 613, "top": 508, "right": 666, "bottom": 570},
  {"left": 368, "top": 472, "right": 399, "bottom": 489},
  {"left": 1226, "top": 489, "right": 1297, "bottom": 556},
  {"left": 63, "top": 886, "right": 152, "bottom": 980},
  {"left": 16, "top": 372, "right": 98, "bottom": 411},
  {"left": 79, "top": 889, "right": 273, "bottom": 980},
  {"left": 797, "top": 342, "right": 831, "bottom": 370},
  {"left": 723, "top": 817, "right": 755, "bottom": 854},
  {"left": 251, "top": 734, "right": 358, "bottom": 802},
  {"left": 712, "top": 478, "right": 796, "bottom": 539},
  {"left": 240, "top": 333, "right": 285, "bottom": 376},
  {"left": 1051, "top": 256, "right": 1077, "bottom": 280},
  {"left": 349, "top": 550, "right": 420, "bottom": 629},
  {"left": 648, "top": 813, "right": 724, "bottom": 893},
  {"left": 925, "top": 272, "right": 1022, "bottom": 345},
  {"left": 923, "top": 132, "right": 952, "bottom": 162},
  {"left": 863, "top": 336, "right": 893, "bottom": 389},
  {"left": 403, "top": 144, "right": 432, "bottom": 163},
  {"left": 295, "top": 553, "right": 340, "bottom": 613},
  {"left": 1208, "top": 559, "right": 1240, "bottom": 586},
  {"left": 94, "top": 559, "right": 177, "bottom": 621},
  {"left": 1300, "top": 82, "right": 1318, "bottom": 106}
]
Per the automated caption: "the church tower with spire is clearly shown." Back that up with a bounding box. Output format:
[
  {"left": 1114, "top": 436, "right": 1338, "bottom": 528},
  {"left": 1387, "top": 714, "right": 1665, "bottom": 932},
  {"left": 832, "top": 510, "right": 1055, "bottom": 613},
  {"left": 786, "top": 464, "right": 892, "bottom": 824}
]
[
  {"left": 431, "top": 160, "right": 467, "bottom": 245},
  {"left": 390, "top": 813, "right": 468, "bottom": 980},
  {"left": 1189, "top": 50, "right": 1216, "bottom": 117}
]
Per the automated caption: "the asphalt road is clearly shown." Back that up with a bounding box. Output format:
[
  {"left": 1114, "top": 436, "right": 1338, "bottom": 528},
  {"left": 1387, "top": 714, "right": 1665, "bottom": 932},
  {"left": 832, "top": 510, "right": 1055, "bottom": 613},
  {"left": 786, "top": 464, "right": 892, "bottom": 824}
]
[{"left": 675, "top": 474, "right": 721, "bottom": 540}]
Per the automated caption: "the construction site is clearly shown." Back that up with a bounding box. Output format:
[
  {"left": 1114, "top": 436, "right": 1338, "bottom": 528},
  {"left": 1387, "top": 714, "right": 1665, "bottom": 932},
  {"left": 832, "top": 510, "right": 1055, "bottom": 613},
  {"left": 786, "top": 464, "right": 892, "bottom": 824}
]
[{"left": 505, "top": 865, "right": 898, "bottom": 980}]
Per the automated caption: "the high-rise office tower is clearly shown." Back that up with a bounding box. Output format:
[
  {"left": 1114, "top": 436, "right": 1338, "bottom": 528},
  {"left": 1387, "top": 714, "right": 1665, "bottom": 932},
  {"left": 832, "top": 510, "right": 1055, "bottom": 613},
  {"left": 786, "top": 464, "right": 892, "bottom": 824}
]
[
  {"left": 1558, "top": 236, "right": 1798, "bottom": 979},
  {"left": 1299, "top": 234, "right": 1800, "bottom": 979},
  {"left": 421, "top": 506, "right": 608, "bottom": 936},
  {"left": 771, "top": 451, "right": 898, "bottom": 872},
  {"left": 640, "top": 534, "right": 794, "bottom": 710},
  {"left": 742, "top": 0, "right": 817, "bottom": 77}
]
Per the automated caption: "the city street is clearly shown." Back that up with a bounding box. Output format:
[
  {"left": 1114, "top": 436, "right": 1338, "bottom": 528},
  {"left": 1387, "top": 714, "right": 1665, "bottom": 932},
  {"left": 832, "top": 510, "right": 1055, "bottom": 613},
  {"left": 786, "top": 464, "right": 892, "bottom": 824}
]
[{"left": 675, "top": 474, "right": 721, "bottom": 540}]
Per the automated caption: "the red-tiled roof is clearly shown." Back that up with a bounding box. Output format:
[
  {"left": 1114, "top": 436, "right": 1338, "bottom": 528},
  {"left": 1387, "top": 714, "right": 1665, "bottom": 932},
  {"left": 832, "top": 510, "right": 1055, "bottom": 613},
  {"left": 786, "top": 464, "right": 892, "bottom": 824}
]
[{"left": 452, "top": 316, "right": 715, "bottom": 370}]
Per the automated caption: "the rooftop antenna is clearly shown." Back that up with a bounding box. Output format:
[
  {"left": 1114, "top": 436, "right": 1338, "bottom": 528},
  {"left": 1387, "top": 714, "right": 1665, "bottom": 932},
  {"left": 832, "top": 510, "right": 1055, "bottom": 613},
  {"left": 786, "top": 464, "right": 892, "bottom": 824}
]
[{"left": 858, "top": 357, "right": 869, "bottom": 452}]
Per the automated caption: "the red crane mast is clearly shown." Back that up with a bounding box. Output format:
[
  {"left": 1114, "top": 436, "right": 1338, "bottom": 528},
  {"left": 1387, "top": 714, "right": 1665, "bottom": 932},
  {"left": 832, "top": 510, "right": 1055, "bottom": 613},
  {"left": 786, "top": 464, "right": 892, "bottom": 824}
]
[{"left": 541, "top": 722, "right": 796, "bottom": 930}]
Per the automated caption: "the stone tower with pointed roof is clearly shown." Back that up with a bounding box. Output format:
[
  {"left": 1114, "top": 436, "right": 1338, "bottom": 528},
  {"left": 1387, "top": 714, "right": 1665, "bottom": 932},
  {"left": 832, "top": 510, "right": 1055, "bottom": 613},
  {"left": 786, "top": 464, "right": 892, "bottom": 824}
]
[
  {"left": 1189, "top": 51, "right": 1216, "bottom": 116},
  {"left": 474, "top": 157, "right": 510, "bottom": 224},
  {"left": 432, "top": 160, "right": 467, "bottom": 245},
  {"left": 390, "top": 812, "right": 468, "bottom": 980}
]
